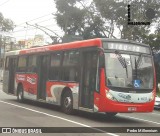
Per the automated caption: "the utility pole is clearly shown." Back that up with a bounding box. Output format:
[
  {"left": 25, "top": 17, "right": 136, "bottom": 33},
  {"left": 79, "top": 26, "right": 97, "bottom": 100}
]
[
  {"left": 0, "top": 36, "right": 6, "bottom": 69},
  {"left": 0, "top": 35, "right": 2, "bottom": 68},
  {"left": 0, "top": 35, "right": 2, "bottom": 61}
]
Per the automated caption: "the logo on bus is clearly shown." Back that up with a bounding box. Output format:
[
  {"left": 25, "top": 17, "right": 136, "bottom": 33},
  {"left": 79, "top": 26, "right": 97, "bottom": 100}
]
[
  {"left": 134, "top": 80, "right": 141, "bottom": 88},
  {"left": 27, "top": 77, "right": 36, "bottom": 84},
  {"left": 118, "top": 93, "right": 131, "bottom": 100},
  {"left": 17, "top": 75, "right": 25, "bottom": 81}
]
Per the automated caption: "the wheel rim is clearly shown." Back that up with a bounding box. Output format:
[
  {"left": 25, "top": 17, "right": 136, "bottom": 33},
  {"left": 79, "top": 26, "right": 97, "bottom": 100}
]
[
  {"left": 18, "top": 91, "right": 22, "bottom": 100},
  {"left": 64, "top": 96, "right": 71, "bottom": 108}
]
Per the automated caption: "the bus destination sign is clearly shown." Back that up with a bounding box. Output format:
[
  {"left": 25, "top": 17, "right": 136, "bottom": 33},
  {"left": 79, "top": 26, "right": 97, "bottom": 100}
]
[{"left": 103, "top": 42, "right": 150, "bottom": 54}]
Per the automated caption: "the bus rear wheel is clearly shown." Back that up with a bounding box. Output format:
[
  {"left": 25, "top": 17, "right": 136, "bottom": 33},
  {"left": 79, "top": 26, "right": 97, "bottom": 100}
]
[
  {"left": 61, "top": 91, "right": 73, "bottom": 114},
  {"left": 105, "top": 112, "right": 117, "bottom": 117},
  {"left": 17, "top": 85, "right": 24, "bottom": 102}
]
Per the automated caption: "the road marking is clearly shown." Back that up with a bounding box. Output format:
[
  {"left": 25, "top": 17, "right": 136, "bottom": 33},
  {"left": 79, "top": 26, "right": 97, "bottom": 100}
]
[
  {"left": 0, "top": 100, "right": 118, "bottom": 136},
  {"left": 119, "top": 114, "right": 160, "bottom": 125},
  {"left": 151, "top": 112, "right": 160, "bottom": 116}
]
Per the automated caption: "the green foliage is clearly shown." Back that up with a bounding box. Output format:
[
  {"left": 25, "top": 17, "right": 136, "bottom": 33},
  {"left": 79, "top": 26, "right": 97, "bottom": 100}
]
[
  {"left": 54, "top": 0, "right": 107, "bottom": 39},
  {"left": 56, "top": 6, "right": 86, "bottom": 35},
  {"left": 54, "top": 0, "right": 85, "bottom": 35},
  {"left": 0, "top": 12, "right": 14, "bottom": 57},
  {"left": 144, "top": 33, "right": 160, "bottom": 51},
  {"left": 54, "top": 0, "right": 160, "bottom": 48},
  {"left": 0, "top": 12, "right": 14, "bottom": 32},
  {"left": 94, "top": 0, "right": 160, "bottom": 42}
]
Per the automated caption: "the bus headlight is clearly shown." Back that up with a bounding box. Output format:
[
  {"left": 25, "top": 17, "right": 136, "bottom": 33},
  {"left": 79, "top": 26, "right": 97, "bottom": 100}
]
[
  {"left": 106, "top": 91, "right": 117, "bottom": 101},
  {"left": 149, "top": 93, "right": 154, "bottom": 102}
]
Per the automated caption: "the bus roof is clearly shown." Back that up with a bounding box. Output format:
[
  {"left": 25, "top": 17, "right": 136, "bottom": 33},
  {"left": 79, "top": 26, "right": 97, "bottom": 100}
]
[
  {"left": 5, "top": 38, "right": 150, "bottom": 56},
  {"left": 19, "top": 38, "right": 102, "bottom": 55},
  {"left": 5, "top": 50, "right": 21, "bottom": 57},
  {"left": 101, "top": 38, "right": 150, "bottom": 47}
]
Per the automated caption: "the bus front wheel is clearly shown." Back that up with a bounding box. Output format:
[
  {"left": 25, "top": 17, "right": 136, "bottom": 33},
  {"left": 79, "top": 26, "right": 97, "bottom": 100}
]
[
  {"left": 61, "top": 91, "right": 73, "bottom": 114},
  {"left": 17, "top": 85, "right": 24, "bottom": 102}
]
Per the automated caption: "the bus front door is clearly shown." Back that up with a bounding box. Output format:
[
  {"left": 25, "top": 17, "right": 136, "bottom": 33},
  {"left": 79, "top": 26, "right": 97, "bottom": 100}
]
[
  {"left": 80, "top": 51, "right": 98, "bottom": 109},
  {"left": 37, "top": 55, "right": 50, "bottom": 101},
  {"left": 8, "top": 57, "right": 17, "bottom": 94}
]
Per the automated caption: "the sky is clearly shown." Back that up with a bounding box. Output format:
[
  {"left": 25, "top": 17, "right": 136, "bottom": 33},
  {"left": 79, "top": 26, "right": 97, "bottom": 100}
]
[
  {"left": 0, "top": 0, "right": 63, "bottom": 43},
  {"left": 0, "top": 0, "right": 158, "bottom": 44}
]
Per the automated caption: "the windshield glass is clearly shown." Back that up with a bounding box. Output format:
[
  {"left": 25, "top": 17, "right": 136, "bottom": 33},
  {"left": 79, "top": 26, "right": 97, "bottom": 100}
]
[{"left": 105, "top": 53, "right": 154, "bottom": 89}]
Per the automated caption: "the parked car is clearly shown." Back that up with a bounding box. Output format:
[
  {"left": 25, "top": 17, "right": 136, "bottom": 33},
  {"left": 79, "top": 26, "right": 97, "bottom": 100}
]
[{"left": 154, "top": 95, "right": 160, "bottom": 109}]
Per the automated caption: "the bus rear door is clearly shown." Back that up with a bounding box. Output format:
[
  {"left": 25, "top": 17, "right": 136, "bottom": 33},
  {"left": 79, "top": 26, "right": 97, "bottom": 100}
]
[
  {"left": 37, "top": 55, "right": 50, "bottom": 101},
  {"left": 3, "top": 57, "right": 17, "bottom": 95}
]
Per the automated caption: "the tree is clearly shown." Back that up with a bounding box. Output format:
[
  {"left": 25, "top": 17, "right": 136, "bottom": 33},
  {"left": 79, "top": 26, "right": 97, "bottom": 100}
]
[
  {"left": 54, "top": 0, "right": 85, "bottom": 35},
  {"left": 94, "top": 0, "right": 160, "bottom": 41},
  {"left": 54, "top": 0, "right": 110, "bottom": 40},
  {"left": 0, "top": 12, "right": 14, "bottom": 46},
  {"left": 54, "top": 0, "right": 159, "bottom": 44},
  {"left": 0, "top": 12, "right": 14, "bottom": 32},
  {"left": 0, "top": 12, "right": 14, "bottom": 67}
]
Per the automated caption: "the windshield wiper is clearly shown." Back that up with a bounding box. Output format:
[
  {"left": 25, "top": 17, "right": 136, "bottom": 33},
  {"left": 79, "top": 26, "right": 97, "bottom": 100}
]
[
  {"left": 136, "top": 54, "right": 142, "bottom": 68},
  {"left": 134, "top": 54, "right": 142, "bottom": 79},
  {"left": 115, "top": 50, "right": 128, "bottom": 78}
]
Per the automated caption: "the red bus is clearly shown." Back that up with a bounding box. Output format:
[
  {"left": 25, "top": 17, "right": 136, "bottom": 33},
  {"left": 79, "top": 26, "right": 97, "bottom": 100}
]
[{"left": 3, "top": 38, "right": 156, "bottom": 116}]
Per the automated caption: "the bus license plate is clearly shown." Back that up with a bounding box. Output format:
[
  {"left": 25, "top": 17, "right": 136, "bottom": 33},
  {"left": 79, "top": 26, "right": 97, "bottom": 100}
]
[{"left": 128, "top": 107, "right": 137, "bottom": 111}]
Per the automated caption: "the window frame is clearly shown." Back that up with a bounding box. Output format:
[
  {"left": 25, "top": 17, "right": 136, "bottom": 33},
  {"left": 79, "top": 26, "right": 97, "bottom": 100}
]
[
  {"left": 61, "top": 50, "right": 80, "bottom": 82},
  {"left": 49, "top": 52, "right": 63, "bottom": 81},
  {"left": 17, "top": 55, "right": 28, "bottom": 73},
  {"left": 27, "top": 55, "right": 37, "bottom": 73}
]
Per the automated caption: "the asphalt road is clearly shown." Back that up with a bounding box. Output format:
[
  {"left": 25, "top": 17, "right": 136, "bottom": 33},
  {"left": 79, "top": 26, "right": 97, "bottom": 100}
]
[{"left": 0, "top": 82, "right": 160, "bottom": 136}]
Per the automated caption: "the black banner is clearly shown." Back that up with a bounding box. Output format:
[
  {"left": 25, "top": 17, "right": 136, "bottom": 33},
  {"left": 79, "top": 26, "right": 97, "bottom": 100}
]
[{"left": 0, "top": 127, "right": 160, "bottom": 133}]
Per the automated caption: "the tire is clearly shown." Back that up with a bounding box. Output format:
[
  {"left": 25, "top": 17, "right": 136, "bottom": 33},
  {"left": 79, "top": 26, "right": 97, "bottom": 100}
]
[
  {"left": 17, "top": 85, "right": 24, "bottom": 102},
  {"left": 105, "top": 112, "right": 117, "bottom": 117},
  {"left": 61, "top": 91, "right": 73, "bottom": 114}
]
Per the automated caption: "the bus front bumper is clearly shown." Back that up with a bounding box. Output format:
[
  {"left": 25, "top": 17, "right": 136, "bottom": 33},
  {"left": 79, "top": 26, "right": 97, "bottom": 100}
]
[{"left": 97, "top": 97, "right": 154, "bottom": 113}]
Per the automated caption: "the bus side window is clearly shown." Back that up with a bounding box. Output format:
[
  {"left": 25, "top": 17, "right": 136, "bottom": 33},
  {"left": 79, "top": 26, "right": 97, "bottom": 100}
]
[
  {"left": 49, "top": 53, "right": 61, "bottom": 80},
  {"left": 17, "top": 56, "right": 27, "bottom": 72},
  {"left": 62, "top": 51, "right": 79, "bottom": 82},
  {"left": 28, "top": 55, "right": 37, "bottom": 73}
]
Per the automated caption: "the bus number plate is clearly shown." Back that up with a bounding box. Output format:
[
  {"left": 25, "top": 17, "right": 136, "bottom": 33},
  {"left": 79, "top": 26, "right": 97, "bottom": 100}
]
[{"left": 128, "top": 107, "right": 137, "bottom": 111}]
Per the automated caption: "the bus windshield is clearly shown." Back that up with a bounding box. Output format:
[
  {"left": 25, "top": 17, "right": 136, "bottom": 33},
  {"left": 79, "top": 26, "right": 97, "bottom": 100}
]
[{"left": 105, "top": 53, "right": 154, "bottom": 89}]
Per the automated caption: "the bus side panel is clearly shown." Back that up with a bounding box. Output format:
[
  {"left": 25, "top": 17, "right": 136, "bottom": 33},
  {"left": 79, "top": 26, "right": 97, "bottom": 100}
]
[
  {"left": 46, "top": 81, "right": 65, "bottom": 105},
  {"left": 46, "top": 81, "right": 79, "bottom": 109},
  {"left": 16, "top": 73, "right": 38, "bottom": 100},
  {"left": 16, "top": 74, "right": 26, "bottom": 90},
  {"left": 25, "top": 74, "right": 38, "bottom": 100},
  {"left": 3, "top": 70, "right": 9, "bottom": 94}
]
